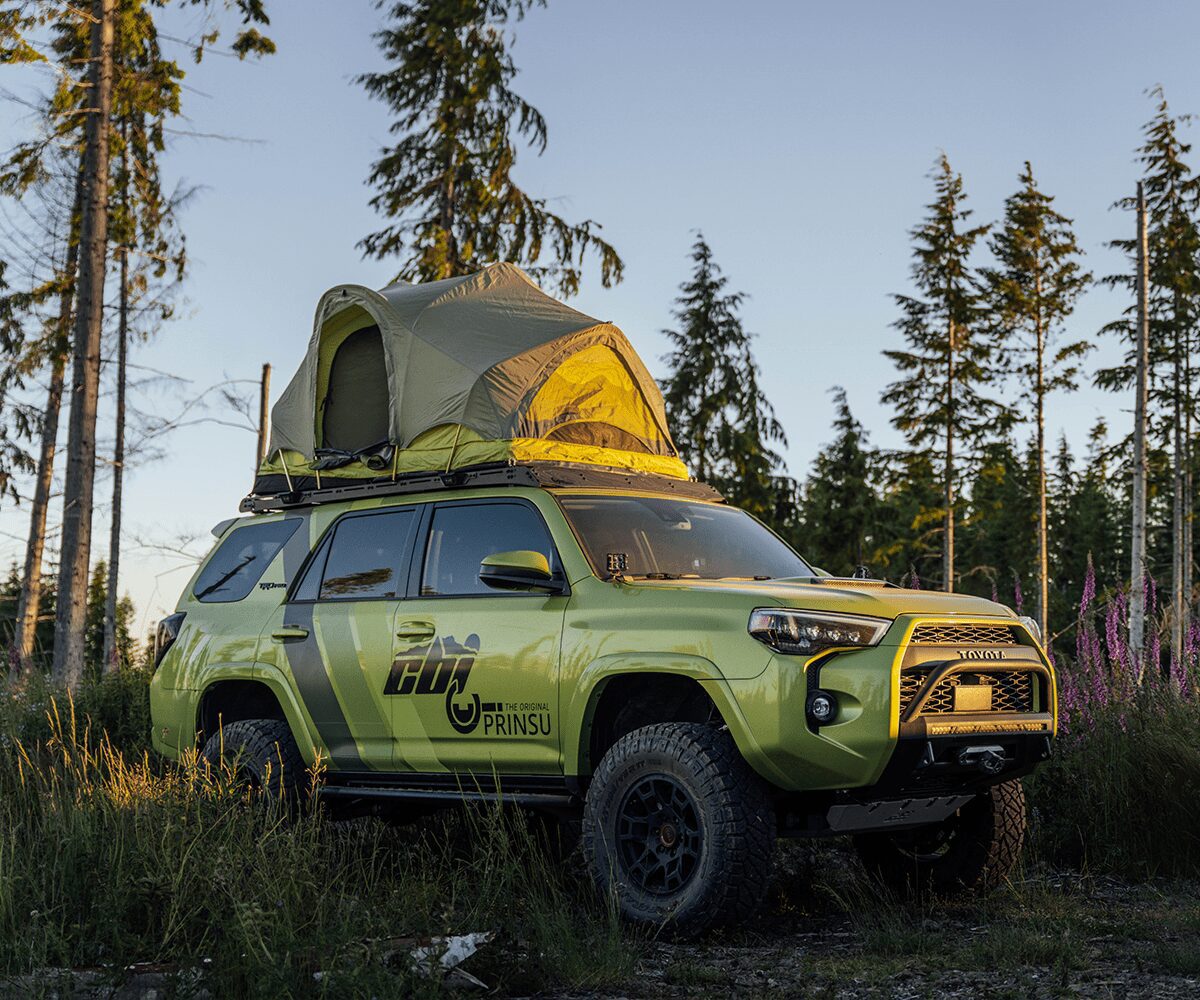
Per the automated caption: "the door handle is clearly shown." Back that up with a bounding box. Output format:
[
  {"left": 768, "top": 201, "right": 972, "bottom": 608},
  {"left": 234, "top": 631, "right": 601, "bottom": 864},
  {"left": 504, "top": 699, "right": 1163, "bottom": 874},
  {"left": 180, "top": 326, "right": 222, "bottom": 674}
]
[
  {"left": 396, "top": 620, "right": 436, "bottom": 640},
  {"left": 271, "top": 626, "right": 309, "bottom": 642}
]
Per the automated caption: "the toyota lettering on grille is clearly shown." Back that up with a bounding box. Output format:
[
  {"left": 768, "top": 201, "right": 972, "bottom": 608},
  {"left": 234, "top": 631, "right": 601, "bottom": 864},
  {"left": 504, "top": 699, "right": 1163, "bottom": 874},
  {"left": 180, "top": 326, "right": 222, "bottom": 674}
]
[{"left": 957, "top": 648, "right": 1007, "bottom": 660}]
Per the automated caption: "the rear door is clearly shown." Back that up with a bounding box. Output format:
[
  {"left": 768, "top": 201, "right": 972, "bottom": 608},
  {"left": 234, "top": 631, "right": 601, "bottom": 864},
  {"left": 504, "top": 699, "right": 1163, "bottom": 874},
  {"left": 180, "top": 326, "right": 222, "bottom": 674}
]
[
  {"left": 388, "top": 498, "right": 567, "bottom": 775},
  {"left": 266, "top": 505, "right": 419, "bottom": 771}
]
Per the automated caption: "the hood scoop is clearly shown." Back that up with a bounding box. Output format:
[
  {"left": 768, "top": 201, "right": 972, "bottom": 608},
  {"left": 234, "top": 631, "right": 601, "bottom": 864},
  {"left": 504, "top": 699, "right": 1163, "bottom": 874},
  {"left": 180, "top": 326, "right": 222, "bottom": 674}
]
[{"left": 782, "top": 576, "right": 895, "bottom": 589}]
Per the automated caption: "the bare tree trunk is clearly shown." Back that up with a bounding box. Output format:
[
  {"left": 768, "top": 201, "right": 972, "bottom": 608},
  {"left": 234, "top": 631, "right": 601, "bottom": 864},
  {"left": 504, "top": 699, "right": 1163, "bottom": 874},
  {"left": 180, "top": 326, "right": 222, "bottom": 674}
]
[
  {"left": 1185, "top": 341, "right": 1194, "bottom": 652},
  {"left": 1035, "top": 275, "right": 1049, "bottom": 640},
  {"left": 102, "top": 236, "right": 127, "bottom": 674},
  {"left": 13, "top": 359, "right": 65, "bottom": 675},
  {"left": 1130, "top": 183, "right": 1150, "bottom": 672},
  {"left": 944, "top": 317, "right": 955, "bottom": 593},
  {"left": 255, "top": 362, "right": 271, "bottom": 473},
  {"left": 1172, "top": 299, "right": 1185, "bottom": 677},
  {"left": 52, "top": 0, "right": 114, "bottom": 690},
  {"left": 12, "top": 154, "right": 86, "bottom": 676}
]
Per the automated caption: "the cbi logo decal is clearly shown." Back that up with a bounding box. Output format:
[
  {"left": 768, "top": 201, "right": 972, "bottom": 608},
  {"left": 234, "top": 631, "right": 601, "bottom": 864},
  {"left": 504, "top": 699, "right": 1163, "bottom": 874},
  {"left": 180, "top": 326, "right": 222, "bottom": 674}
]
[{"left": 383, "top": 634, "right": 552, "bottom": 737}]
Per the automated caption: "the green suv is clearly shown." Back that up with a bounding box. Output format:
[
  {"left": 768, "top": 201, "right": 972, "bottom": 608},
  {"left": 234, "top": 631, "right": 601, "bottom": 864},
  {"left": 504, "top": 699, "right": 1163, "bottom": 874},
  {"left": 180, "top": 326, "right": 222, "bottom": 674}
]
[{"left": 150, "top": 464, "right": 1056, "bottom": 933}]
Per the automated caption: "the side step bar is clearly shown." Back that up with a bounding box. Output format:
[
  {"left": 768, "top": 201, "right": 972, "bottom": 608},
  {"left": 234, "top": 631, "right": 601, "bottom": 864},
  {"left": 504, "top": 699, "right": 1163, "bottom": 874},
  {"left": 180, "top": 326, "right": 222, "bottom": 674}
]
[{"left": 317, "top": 784, "right": 577, "bottom": 808}]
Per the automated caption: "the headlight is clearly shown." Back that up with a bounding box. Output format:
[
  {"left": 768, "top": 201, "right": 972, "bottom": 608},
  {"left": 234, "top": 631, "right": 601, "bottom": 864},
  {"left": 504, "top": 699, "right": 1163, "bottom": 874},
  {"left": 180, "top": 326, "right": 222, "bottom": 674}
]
[
  {"left": 1017, "top": 615, "right": 1042, "bottom": 644},
  {"left": 748, "top": 608, "right": 892, "bottom": 656}
]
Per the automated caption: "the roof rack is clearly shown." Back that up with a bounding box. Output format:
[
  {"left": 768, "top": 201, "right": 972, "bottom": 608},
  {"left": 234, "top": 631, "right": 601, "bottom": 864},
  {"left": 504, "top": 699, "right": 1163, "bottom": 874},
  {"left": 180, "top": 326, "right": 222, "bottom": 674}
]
[{"left": 239, "top": 461, "right": 723, "bottom": 513}]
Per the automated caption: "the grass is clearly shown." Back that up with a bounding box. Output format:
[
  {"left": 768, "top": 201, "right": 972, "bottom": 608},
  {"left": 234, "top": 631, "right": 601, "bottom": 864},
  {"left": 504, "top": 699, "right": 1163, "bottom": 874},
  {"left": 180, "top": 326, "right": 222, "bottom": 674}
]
[
  {"left": 1026, "top": 691, "right": 1200, "bottom": 877},
  {"left": 0, "top": 682, "right": 639, "bottom": 997},
  {"left": 2, "top": 669, "right": 1200, "bottom": 996}
]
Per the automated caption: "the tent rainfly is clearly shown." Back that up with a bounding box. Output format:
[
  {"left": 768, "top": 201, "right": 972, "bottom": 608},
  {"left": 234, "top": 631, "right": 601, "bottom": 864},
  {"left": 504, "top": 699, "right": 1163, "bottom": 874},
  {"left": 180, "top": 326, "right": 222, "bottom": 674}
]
[{"left": 254, "top": 263, "right": 687, "bottom": 494}]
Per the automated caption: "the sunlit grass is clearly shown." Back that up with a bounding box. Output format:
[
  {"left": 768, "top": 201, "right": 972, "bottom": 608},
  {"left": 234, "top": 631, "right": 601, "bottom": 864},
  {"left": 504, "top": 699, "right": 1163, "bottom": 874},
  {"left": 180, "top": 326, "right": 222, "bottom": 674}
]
[{"left": 0, "top": 681, "right": 636, "bottom": 997}]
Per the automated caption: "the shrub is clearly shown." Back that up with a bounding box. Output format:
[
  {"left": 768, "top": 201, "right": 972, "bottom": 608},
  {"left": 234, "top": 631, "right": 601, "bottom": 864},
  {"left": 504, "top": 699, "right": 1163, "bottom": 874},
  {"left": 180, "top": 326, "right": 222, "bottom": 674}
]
[{"left": 1028, "top": 559, "right": 1200, "bottom": 877}]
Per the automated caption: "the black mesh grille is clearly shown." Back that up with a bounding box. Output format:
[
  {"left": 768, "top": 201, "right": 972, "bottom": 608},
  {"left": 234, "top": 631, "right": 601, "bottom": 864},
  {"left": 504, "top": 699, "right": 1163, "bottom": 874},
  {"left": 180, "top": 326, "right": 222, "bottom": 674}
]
[
  {"left": 899, "top": 669, "right": 1034, "bottom": 716},
  {"left": 910, "top": 623, "right": 1018, "bottom": 646}
]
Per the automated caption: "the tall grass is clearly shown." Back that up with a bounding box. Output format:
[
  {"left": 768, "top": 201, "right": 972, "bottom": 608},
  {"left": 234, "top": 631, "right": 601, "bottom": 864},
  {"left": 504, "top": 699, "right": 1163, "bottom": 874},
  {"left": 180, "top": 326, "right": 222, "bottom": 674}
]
[{"left": 0, "top": 686, "right": 637, "bottom": 997}]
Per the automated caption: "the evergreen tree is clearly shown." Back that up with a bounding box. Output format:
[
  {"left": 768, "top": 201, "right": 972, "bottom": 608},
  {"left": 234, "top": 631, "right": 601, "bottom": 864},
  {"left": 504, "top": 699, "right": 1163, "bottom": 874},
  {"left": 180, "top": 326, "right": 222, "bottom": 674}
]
[
  {"left": 982, "top": 162, "right": 1092, "bottom": 637},
  {"left": 358, "top": 0, "right": 622, "bottom": 297},
  {"left": 958, "top": 437, "right": 1037, "bottom": 602},
  {"left": 883, "top": 154, "right": 1004, "bottom": 592},
  {"left": 43, "top": 0, "right": 273, "bottom": 688},
  {"left": 872, "top": 450, "right": 944, "bottom": 584},
  {"left": 799, "top": 388, "right": 880, "bottom": 574},
  {"left": 661, "top": 235, "right": 790, "bottom": 521},
  {"left": 1051, "top": 424, "right": 1124, "bottom": 624},
  {"left": 82, "top": 559, "right": 134, "bottom": 677},
  {"left": 1097, "top": 87, "right": 1200, "bottom": 663}
]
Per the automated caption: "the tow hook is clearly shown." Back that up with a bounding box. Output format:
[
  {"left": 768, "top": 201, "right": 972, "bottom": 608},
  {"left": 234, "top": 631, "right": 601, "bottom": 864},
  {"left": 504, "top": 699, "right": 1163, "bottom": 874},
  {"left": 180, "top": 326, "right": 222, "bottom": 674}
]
[{"left": 957, "top": 745, "right": 1007, "bottom": 775}]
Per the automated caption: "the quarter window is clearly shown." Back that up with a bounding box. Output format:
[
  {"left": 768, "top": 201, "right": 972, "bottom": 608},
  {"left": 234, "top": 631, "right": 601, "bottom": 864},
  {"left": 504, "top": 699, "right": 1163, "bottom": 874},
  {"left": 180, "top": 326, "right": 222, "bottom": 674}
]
[
  {"left": 193, "top": 518, "right": 302, "bottom": 603},
  {"left": 294, "top": 508, "right": 416, "bottom": 601},
  {"left": 421, "top": 502, "right": 554, "bottom": 597}
]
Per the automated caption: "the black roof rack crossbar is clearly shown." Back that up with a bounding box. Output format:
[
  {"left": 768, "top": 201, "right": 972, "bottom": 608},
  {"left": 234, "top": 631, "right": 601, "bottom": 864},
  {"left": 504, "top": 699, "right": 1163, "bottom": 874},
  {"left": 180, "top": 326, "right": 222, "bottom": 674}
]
[{"left": 240, "top": 461, "right": 722, "bottom": 513}]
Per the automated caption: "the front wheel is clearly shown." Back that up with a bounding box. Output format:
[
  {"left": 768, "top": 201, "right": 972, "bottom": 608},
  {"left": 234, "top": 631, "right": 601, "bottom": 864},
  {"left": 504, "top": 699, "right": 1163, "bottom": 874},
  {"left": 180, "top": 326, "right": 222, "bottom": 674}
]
[
  {"left": 853, "top": 779, "right": 1026, "bottom": 896},
  {"left": 582, "top": 722, "right": 775, "bottom": 937},
  {"left": 200, "top": 718, "right": 309, "bottom": 804}
]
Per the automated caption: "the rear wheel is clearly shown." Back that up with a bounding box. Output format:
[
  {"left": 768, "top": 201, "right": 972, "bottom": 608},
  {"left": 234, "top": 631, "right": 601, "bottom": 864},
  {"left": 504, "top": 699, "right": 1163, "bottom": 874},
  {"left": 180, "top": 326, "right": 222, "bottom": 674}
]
[
  {"left": 582, "top": 722, "right": 774, "bottom": 937},
  {"left": 853, "top": 779, "right": 1026, "bottom": 896},
  {"left": 200, "top": 718, "right": 308, "bottom": 803}
]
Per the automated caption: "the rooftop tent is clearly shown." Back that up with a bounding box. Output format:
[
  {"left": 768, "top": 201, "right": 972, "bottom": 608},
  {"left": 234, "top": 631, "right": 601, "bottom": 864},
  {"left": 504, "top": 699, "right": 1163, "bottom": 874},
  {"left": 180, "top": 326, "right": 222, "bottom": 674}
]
[{"left": 256, "top": 263, "right": 687, "bottom": 493}]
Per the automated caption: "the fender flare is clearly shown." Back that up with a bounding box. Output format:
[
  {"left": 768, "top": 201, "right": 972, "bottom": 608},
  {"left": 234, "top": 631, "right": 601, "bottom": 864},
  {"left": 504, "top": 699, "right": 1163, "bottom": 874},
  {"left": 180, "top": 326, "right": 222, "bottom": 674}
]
[
  {"left": 564, "top": 652, "right": 783, "bottom": 783},
  {"left": 195, "top": 663, "right": 322, "bottom": 766}
]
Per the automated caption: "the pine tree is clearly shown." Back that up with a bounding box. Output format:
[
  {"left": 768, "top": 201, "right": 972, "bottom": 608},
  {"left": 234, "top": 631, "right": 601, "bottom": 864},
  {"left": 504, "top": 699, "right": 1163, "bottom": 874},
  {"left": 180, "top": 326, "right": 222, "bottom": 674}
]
[
  {"left": 1097, "top": 87, "right": 1200, "bottom": 667},
  {"left": 102, "top": 0, "right": 186, "bottom": 672},
  {"left": 1051, "top": 424, "right": 1124, "bottom": 623},
  {"left": 661, "top": 235, "right": 790, "bottom": 520},
  {"left": 958, "top": 437, "right": 1037, "bottom": 601},
  {"left": 46, "top": 0, "right": 271, "bottom": 688},
  {"left": 799, "top": 389, "right": 880, "bottom": 574},
  {"left": 982, "top": 162, "right": 1092, "bottom": 638},
  {"left": 358, "top": 0, "right": 622, "bottom": 297},
  {"left": 872, "top": 450, "right": 944, "bottom": 584},
  {"left": 883, "top": 154, "right": 1004, "bottom": 592}
]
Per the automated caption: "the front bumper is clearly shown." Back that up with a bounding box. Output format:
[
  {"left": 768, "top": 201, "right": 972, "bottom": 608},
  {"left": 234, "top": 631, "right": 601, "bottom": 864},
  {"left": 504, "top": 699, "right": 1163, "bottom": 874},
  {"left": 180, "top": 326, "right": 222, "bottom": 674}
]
[{"left": 724, "top": 615, "right": 1057, "bottom": 794}]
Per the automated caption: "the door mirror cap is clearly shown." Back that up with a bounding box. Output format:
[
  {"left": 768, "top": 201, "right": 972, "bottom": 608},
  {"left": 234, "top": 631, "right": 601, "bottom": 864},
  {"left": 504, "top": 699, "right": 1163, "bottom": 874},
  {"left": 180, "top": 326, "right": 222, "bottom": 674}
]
[{"left": 479, "top": 550, "right": 561, "bottom": 592}]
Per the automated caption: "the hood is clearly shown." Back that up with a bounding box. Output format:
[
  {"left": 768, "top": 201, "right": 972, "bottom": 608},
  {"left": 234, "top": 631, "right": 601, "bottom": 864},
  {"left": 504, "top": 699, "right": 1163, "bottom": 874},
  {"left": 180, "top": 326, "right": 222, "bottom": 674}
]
[{"left": 627, "top": 577, "right": 1015, "bottom": 629}]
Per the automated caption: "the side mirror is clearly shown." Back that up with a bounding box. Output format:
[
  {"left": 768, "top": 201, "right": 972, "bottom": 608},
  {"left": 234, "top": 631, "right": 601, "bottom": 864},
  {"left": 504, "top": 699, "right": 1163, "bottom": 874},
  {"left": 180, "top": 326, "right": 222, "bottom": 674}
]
[{"left": 479, "top": 550, "right": 563, "bottom": 593}]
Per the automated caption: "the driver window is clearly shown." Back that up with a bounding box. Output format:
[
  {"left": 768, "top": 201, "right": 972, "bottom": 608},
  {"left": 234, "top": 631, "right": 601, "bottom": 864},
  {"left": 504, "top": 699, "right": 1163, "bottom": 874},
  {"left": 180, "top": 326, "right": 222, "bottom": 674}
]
[{"left": 421, "top": 502, "right": 554, "bottom": 597}]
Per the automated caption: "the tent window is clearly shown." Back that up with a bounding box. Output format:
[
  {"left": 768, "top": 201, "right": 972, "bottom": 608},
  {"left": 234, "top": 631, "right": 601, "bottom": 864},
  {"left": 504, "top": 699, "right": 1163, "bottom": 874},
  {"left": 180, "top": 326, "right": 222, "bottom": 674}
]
[{"left": 322, "top": 325, "right": 389, "bottom": 453}]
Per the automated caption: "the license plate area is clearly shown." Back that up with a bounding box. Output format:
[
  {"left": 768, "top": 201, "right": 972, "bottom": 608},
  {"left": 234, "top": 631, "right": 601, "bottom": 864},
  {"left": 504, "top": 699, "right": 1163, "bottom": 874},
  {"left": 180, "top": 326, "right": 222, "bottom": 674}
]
[{"left": 954, "top": 684, "right": 994, "bottom": 712}]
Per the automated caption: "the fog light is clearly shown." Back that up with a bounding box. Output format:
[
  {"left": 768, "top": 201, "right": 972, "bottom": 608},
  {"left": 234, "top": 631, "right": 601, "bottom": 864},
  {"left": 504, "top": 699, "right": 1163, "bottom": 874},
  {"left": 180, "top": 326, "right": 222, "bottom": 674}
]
[{"left": 806, "top": 690, "right": 838, "bottom": 726}]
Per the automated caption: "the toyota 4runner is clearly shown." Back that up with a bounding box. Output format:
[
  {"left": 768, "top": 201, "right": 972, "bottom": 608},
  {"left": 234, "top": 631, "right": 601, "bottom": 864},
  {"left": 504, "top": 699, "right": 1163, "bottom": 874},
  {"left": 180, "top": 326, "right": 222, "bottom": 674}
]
[{"left": 150, "top": 463, "right": 1056, "bottom": 934}]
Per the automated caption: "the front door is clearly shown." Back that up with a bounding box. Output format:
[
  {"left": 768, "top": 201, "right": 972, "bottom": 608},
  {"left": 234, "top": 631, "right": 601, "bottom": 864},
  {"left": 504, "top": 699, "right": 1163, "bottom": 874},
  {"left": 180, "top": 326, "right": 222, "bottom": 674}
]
[
  {"left": 268, "top": 505, "right": 419, "bottom": 771},
  {"left": 387, "top": 498, "right": 567, "bottom": 776}
]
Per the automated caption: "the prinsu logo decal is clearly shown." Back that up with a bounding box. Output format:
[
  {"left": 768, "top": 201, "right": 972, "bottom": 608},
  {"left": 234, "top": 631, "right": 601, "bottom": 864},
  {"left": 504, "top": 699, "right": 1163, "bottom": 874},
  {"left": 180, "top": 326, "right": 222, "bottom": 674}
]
[{"left": 383, "top": 634, "right": 552, "bottom": 738}]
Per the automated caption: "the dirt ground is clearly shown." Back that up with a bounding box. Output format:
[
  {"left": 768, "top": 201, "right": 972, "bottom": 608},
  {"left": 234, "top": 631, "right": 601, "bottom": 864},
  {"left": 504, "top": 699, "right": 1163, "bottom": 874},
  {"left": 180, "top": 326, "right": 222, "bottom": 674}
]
[{"left": 582, "top": 845, "right": 1200, "bottom": 1000}]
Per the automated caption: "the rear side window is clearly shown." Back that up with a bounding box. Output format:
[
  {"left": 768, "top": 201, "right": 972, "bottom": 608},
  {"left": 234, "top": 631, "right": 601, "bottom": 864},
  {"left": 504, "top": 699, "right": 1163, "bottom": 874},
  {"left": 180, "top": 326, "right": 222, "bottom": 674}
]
[
  {"left": 421, "top": 502, "right": 554, "bottom": 597},
  {"left": 193, "top": 518, "right": 301, "bottom": 603},
  {"left": 292, "top": 508, "right": 417, "bottom": 602}
]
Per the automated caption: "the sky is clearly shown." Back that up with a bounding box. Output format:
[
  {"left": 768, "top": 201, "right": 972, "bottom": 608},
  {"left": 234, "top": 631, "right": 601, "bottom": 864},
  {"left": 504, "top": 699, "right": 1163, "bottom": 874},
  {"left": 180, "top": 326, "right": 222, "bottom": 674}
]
[{"left": 3, "top": 0, "right": 1199, "bottom": 639}]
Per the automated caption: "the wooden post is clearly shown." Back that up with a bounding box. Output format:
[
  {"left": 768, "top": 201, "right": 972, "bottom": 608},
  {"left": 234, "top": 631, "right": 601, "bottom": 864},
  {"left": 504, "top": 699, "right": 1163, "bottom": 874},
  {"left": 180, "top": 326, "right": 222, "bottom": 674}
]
[
  {"left": 256, "top": 362, "right": 271, "bottom": 473},
  {"left": 1130, "top": 182, "right": 1150, "bottom": 674}
]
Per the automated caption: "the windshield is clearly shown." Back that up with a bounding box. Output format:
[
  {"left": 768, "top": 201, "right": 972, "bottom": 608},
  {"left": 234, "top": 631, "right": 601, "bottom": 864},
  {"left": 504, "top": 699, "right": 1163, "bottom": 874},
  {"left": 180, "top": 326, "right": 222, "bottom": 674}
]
[{"left": 558, "top": 495, "right": 812, "bottom": 580}]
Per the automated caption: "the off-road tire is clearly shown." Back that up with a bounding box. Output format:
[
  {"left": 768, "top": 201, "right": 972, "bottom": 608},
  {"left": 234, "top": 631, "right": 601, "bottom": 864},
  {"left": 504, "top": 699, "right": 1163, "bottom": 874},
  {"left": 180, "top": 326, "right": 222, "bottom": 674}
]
[
  {"left": 582, "top": 722, "right": 775, "bottom": 936},
  {"left": 853, "top": 779, "right": 1025, "bottom": 896},
  {"left": 201, "top": 718, "right": 308, "bottom": 803}
]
